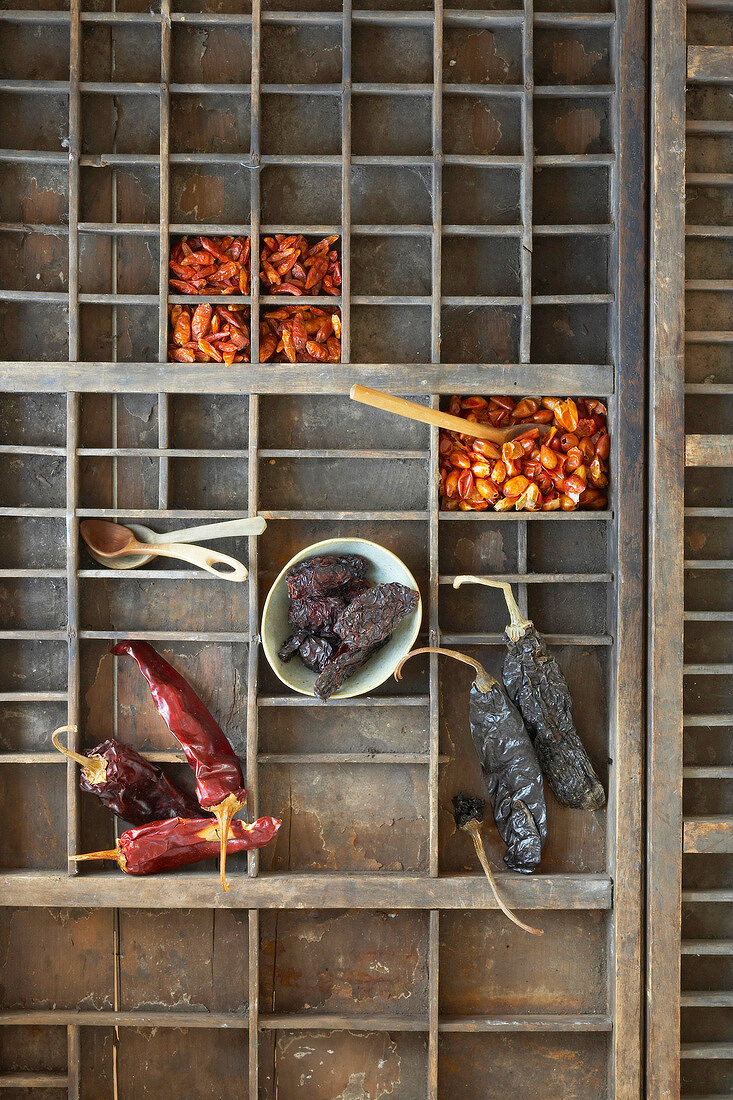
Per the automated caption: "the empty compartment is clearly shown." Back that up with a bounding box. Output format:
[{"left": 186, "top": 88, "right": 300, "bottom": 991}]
[
  {"left": 0, "top": 450, "right": 66, "bottom": 508},
  {"left": 353, "top": 24, "right": 433, "bottom": 83},
  {"left": 80, "top": 575, "right": 250, "bottom": 634},
  {"left": 534, "top": 97, "right": 612, "bottom": 154},
  {"left": 260, "top": 909, "right": 429, "bottom": 1015},
  {"left": 439, "top": 519, "right": 519, "bottom": 576},
  {"left": 0, "top": 300, "right": 68, "bottom": 362},
  {"left": 81, "top": 93, "right": 160, "bottom": 155},
  {"left": 259, "top": 456, "right": 428, "bottom": 512},
  {"left": 534, "top": 166, "right": 610, "bottom": 225},
  {"left": 261, "top": 93, "right": 340, "bottom": 156},
  {"left": 79, "top": 304, "right": 159, "bottom": 362},
  {"left": 440, "top": 910, "right": 608, "bottom": 1014},
  {"left": 0, "top": 639, "right": 67, "bottom": 694},
  {"left": 170, "top": 394, "right": 250, "bottom": 449},
  {"left": 171, "top": 165, "right": 251, "bottom": 226},
  {"left": 528, "top": 517, "right": 609, "bottom": 573},
  {"left": 685, "top": 467, "right": 733, "bottom": 509},
  {"left": 80, "top": 166, "right": 160, "bottom": 224},
  {"left": 531, "top": 304, "right": 611, "bottom": 364},
  {"left": 0, "top": 20, "right": 70, "bottom": 79},
  {"left": 443, "top": 96, "right": 522, "bottom": 156},
  {"left": 79, "top": 232, "right": 159, "bottom": 295},
  {"left": 257, "top": 763, "right": 429, "bottom": 872},
  {"left": 352, "top": 94, "right": 432, "bottom": 157},
  {"left": 534, "top": 27, "right": 612, "bottom": 85},
  {"left": 0, "top": 909, "right": 113, "bottom": 1000},
  {"left": 80, "top": 392, "right": 160, "bottom": 448},
  {"left": 0, "top": 161, "right": 68, "bottom": 225},
  {"left": 81, "top": 21, "right": 161, "bottom": 82},
  {"left": 171, "top": 94, "right": 251, "bottom": 155},
  {"left": 118, "top": 909, "right": 249, "bottom": 1011},
  {"left": 442, "top": 235, "right": 521, "bottom": 296},
  {"left": 0, "top": 766, "right": 68, "bottom": 869},
  {"left": 0, "top": 700, "right": 68, "bottom": 753},
  {"left": 91, "top": 1028, "right": 248, "bottom": 1098},
  {"left": 0, "top": 92, "right": 68, "bottom": 151},
  {"left": 441, "top": 305, "right": 521, "bottom": 361},
  {"left": 352, "top": 165, "right": 432, "bottom": 226},
  {"left": 439, "top": 1034, "right": 609, "bottom": 1099},
  {"left": 352, "top": 234, "right": 432, "bottom": 296},
  {"left": 79, "top": 454, "right": 160, "bottom": 509},
  {"left": 259, "top": 1031, "right": 428, "bottom": 1100},
  {"left": 261, "top": 165, "right": 340, "bottom": 225},
  {"left": 259, "top": 701, "right": 430, "bottom": 755},
  {"left": 0, "top": 229, "right": 67, "bottom": 292},
  {"left": 168, "top": 455, "right": 249, "bottom": 509},
  {"left": 172, "top": 22, "right": 252, "bottom": 83},
  {"left": 532, "top": 234, "right": 610, "bottom": 295},
  {"left": 351, "top": 304, "right": 432, "bottom": 363},
  {"left": 258, "top": 393, "right": 429, "bottom": 450},
  {"left": 261, "top": 22, "right": 342, "bottom": 84},
  {"left": 443, "top": 26, "right": 522, "bottom": 84},
  {"left": 0, "top": 1025, "right": 67, "bottom": 1079},
  {"left": 0, "top": 393, "right": 66, "bottom": 447},
  {"left": 0, "top": 578, "right": 66, "bottom": 630},
  {"left": 443, "top": 165, "right": 521, "bottom": 225}
]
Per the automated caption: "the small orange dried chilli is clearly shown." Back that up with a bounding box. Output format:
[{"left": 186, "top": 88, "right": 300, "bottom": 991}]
[
  {"left": 168, "top": 304, "right": 250, "bottom": 365},
  {"left": 439, "top": 396, "right": 610, "bottom": 512},
  {"left": 259, "top": 304, "right": 341, "bottom": 364},
  {"left": 169, "top": 235, "right": 251, "bottom": 295},
  {"left": 260, "top": 234, "right": 340, "bottom": 297}
]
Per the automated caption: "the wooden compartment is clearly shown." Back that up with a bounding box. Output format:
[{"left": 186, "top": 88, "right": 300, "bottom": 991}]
[{"left": 0, "top": 0, "right": 645, "bottom": 1095}]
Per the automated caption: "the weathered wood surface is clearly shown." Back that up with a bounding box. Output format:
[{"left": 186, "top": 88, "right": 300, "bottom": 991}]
[
  {"left": 686, "top": 435, "right": 733, "bottom": 467},
  {"left": 687, "top": 45, "right": 733, "bottom": 83}
]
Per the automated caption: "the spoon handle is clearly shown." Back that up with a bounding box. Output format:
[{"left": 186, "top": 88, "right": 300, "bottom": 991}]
[
  {"left": 147, "top": 516, "right": 266, "bottom": 545},
  {"left": 349, "top": 385, "right": 507, "bottom": 443},
  {"left": 149, "top": 542, "right": 248, "bottom": 582}
]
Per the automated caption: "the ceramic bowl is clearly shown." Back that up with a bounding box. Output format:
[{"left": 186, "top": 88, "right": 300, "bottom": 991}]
[{"left": 261, "top": 537, "right": 422, "bottom": 699}]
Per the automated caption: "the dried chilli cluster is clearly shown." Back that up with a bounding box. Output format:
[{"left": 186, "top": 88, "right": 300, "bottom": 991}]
[
  {"left": 168, "top": 304, "right": 250, "bottom": 365},
  {"left": 440, "top": 396, "right": 610, "bottom": 512},
  {"left": 259, "top": 305, "right": 341, "bottom": 364},
  {"left": 169, "top": 235, "right": 251, "bottom": 295},
  {"left": 260, "top": 234, "right": 341, "bottom": 296}
]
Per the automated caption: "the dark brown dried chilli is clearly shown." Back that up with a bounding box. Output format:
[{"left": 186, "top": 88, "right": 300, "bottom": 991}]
[
  {"left": 453, "top": 577, "right": 606, "bottom": 810},
  {"left": 395, "top": 647, "right": 544, "bottom": 935},
  {"left": 333, "top": 583, "right": 419, "bottom": 648}
]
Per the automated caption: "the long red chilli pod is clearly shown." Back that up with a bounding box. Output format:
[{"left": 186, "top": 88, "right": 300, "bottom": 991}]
[
  {"left": 72, "top": 815, "right": 280, "bottom": 876},
  {"left": 112, "top": 641, "right": 247, "bottom": 891}
]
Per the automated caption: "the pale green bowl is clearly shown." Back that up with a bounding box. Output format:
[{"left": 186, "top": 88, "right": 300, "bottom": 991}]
[{"left": 261, "top": 537, "right": 422, "bottom": 699}]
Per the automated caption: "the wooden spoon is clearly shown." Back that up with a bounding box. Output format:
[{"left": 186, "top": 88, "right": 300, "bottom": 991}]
[
  {"left": 80, "top": 519, "right": 248, "bottom": 582},
  {"left": 350, "top": 385, "right": 551, "bottom": 444},
  {"left": 83, "top": 516, "right": 266, "bottom": 570}
]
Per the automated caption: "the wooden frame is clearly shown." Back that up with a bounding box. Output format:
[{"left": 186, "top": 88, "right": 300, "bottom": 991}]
[{"left": 0, "top": 0, "right": 647, "bottom": 1094}]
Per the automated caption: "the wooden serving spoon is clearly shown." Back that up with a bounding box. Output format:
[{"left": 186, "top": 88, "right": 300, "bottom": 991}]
[
  {"left": 350, "top": 385, "right": 551, "bottom": 444},
  {"left": 80, "top": 519, "right": 248, "bottom": 582}
]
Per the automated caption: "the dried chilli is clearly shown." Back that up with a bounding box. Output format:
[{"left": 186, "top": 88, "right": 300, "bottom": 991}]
[
  {"left": 395, "top": 647, "right": 544, "bottom": 935},
  {"left": 168, "top": 303, "right": 250, "bottom": 365},
  {"left": 439, "top": 395, "right": 610, "bottom": 512},
  {"left": 112, "top": 641, "right": 248, "bottom": 890},
  {"left": 72, "top": 815, "right": 280, "bottom": 877},
  {"left": 259, "top": 305, "right": 341, "bottom": 364},
  {"left": 453, "top": 578, "right": 606, "bottom": 810},
  {"left": 169, "top": 234, "right": 251, "bottom": 296},
  {"left": 260, "top": 234, "right": 340, "bottom": 297},
  {"left": 51, "top": 724, "right": 205, "bottom": 826}
]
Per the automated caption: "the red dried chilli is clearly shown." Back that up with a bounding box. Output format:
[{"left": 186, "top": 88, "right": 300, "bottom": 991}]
[
  {"left": 112, "top": 641, "right": 247, "bottom": 891},
  {"left": 72, "top": 815, "right": 281, "bottom": 876},
  {"left": 439, "top": 396, "right": 610, "bottom": 512},
  {"left": 260, "top": 234, "right": 340, "bottom": 297},
  {"left": 259, "top": 305, "right": 341, "bottom": 364},
  {"left": 51, "top": 724, "right": 204, "bottom": 826},
  {"left": 168, "top": 303, "right": 250, "bottom": 365},
  {"left": 169, "top": 234, "right": 251, "bottom": 296}
]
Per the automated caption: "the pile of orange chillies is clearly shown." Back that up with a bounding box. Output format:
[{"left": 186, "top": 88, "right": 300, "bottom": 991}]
[
  {"left": 168, "top": 304, "right": 250, "bottom": 365},
  {"left": 260, "top": 234, "right": 340, "bottom": 296},
  {"left": 259, "top": 305, "right": 341, "bottom": 363},
  {"left": 169, "top": 235, "right": 250, "bottom": 295},
  {"left": 440, "top": 396, "right": 610, "bottom": 512}
]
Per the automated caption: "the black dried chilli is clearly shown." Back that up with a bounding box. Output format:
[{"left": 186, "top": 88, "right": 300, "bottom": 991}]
[
  {"left": 286, "top": 554, "right": 368, "bottom": 599},
  {"left": 299, "top": 635, "right": 335, "bottom": 673},
  {"left": 396, "top": 647, "right": 544, "bottom": 936},
  {"left": 314, "top": 641, "right": 384, "bottom": 700},
  {"left": 333, "top": 583, "right": 419, "bottom": 648},
  {"left": 289, "top": 595, "right": 345, "bottom": 634},
  {"left": 453, "top": 577, "right": 606, "bottom": 810}
]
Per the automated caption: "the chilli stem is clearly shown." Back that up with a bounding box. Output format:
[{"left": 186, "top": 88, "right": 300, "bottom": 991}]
[
  {"left": 394, "top": 646, "right": 496, "bottom": 693},
  {"left": 70, "top": 846, "right": 123, "bottom": 870},
  {"left": 463, "top": 819, "right": 542, "bottom": 936},
  {"left": 212, "top": 792, "right": 245, "bottom": 892},
  {"left": 452, "top": 576, "right": 532, "bottom": 643},
  {"left": 51, "top": 725, "right": 107, "bottom": 785}
]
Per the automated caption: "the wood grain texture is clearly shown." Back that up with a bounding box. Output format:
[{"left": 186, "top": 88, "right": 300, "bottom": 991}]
[
  {"left": 686, "top": 435, "right": 733, "bottom": 467},
  {"left": 687, "top": 45, "right": 733, "bottom": 82}
]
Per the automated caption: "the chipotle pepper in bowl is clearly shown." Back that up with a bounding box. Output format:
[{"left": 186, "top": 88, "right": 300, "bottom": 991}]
[{"left": 112, "top": 641, "right": 247, "bottom": 891}]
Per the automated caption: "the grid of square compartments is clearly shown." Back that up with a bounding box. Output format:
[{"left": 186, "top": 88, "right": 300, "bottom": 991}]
[
  {"left": 0, "top": 0, "right": 616, "bottom": 372},
  {"left": 2, "top": 386, "right": 628, "bottom": 1097},
  {"left": 0, "top": 0, "right": 643, "bottom": 1097}
]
